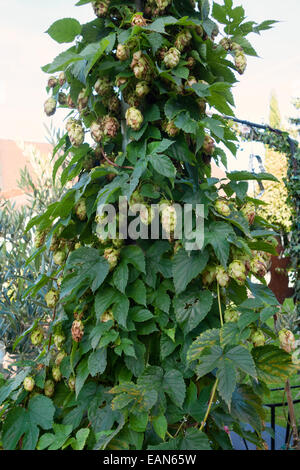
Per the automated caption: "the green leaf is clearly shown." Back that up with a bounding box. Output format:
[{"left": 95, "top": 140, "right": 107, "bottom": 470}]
[
  {"left": 37, "top": 424, "right": 72, "bottom": 450},
  {"left": 42, "top": 48, "right": 83, "bottom": 73},
  {"left": 187, "top": 329, "right": 220, "bottom": 362},
  {"left": 149, "top": 154, "right": 176, "bottom": 178},
  {"left": 75, "top": 356, "right": 89, "bottom": 397},
  {"left": 152, "top": 415, "right": 168, "bottom": 440},
  {"left": 225, "top": 345, "right": 257, "bottom": 378},
  {"left": 195, "top": 346, "right": 223, "bottom": 378},
  {"left": 231, "top": 385, "right": 265, "bottom": 433},
  {"left": 174, "top": 289, "right": 214, "bottom": 335},
  {"left": 127, "top": 279, "right": 147, "bottom": 306},
  {"left": 227, "top": 171, "right": 279, "bottom": 183},
  {"left": 205, "top": 222, "right": 234, "bottom": 266},
  {"left": 0, "top": 369, "right": 29, "bottom": 406},
  {"left": 121, "top": 245, "right": 146, "bottom": 273},
  {"left": 3, "top": 396, "right": 55, "bottom": 450},
  {"left": 173, "top": 249, "right": 209, "bottom": 294},
  {"left": 178, "top": 428, "right": 211, "bottom": 450},
  {"left": 62, "top": 247, "right": 109, "bottom": 296},
  {"left": 252, "top": 345, "right": 297, "bottom": 384},
  {"left": 217, "top": 359, "right": 237, "bottom": 408},
  {"left": 163, "top": 370, "right": 186, "bottom": 408},
  {"left": 112, "top": 294, "right": 130, "bottom": 327},
  {"left": 88, "top": 349, "right": 107, "bottom": 377},
  {"left": 46, "top": 18, "right": 81, "bottom": 43},
  {"left": 113, "top": 261, "right": 128, "bottom": 294},
  {"left": 129, "top": 412, "right": 148, "bottom": 432}
]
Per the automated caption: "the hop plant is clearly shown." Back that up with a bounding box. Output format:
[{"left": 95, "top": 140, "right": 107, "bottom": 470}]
[
  {"left": 160, "top": 203, "right": 177, "bottom": 237},
  {"left": 90, "top": 121, "right": 103, "bottom": 143},
  {"left": 45, "top": 288, "right": 59, "bottom": 308},
  {"left": 174, "top": 29, "right": 192, "bottom": 52},
  {"left": 131, "top": 51, "right": 151, "bottom": 80},
  {"left": 23, "top": 377, "right": 35, "bottom": 392},
  {"left": 101, "top": 116, "right": 120, "bottom": 138},
  {"left": 164, "top": 47, "right": 181, "bottom": 69},
  {"left": 55, "top": 351, "right": 66, "bottom": 366},
  {"left": 241, "top": 203, "right": 256, "bottom": 225},
  {"left": 53, "top": 250, "right": 67, "bottom": 266},
  {"left": 58, "top": 72, "right": 66, "bottom": 86},
  {"left": 108, "top": 95, "right": 121, "bottom": 114},
  {"left": 66, "top": 118, "right": 85, "bottom": 147},
  {"left": 44, "top": 379, "right": 55, "bottom": 397},
  {"left": 250, "top": 256, "right": 268, "bottom": 278},
  {"left": 95, "top": 77, "right": 113, "bottom": 96},
  {"left": 163, "top": 120, "right": 180, "bottom": 137},
  {"left": 215, "top": 199, "right": 231, "bottom": 217},
  {"left": 58, "top": 92, "right": 67, "bottom": 105},
  {"left": 279, "top": 329, "right": 296, "bottom": 353},
  {"left": 53, "top": 332, "right": 65, "bottom": 350},
  {"left": 202, "top": 266, "right": 217, "bottom": 286},
  {"left": 116, "top": 44, "right": 130, "bottom": 61},
  {"left": 104, "top": 247, "right": 119, "bottom": 271},
  {"left": 34, "top": 229, "right": 47, "bottom": 248},
  {"left": 75, "top": 199, "right": 87, "bottom": 221},
  {"left": 68, "top": 375, "right": 76, "bottom": 392},
  {"left": 77, "top": 89, "right": 89, "bottom": 112},
  {"left": 224, "top": 306, "right": 240, "bottom": 323},
  {"left": 235, "top": 52, "right": 247, "bottom": 75},
  {"left": 101, "top": 309, "right": 114, "bottom": 323},
  {"left": 131, "top": 13, "right": 147, "bottom": 27},
  {"left": 125, "top": 107, "right": 144, "bottom": 131},
  {"left": 216, "top": 266, "right": 230, "bottom": 287},
  {"left": 48, "top": 76, "right": 58, "bottom": 88},
  {"left": 202, "top": 135, "right": 215, "bottom": 155},
  {"left": 52, "top": 366, "right": 62, "bottom": 382},
  {"left": 92, "top": 0, "right": 110, "bottom": 18},
  {"left": 136, "top": 81, "right": 150, "bottom": 98},
  {"left": 251, "top": 330, "right": 266, "bottom": 347},
  {"left": 228, "top": 260, "right": 246, "bottom": 285},
  {"left": 31, "top": 327, "right": 44, "bottom": 346},
  {"left": 44, "top": 97, "right": 56, "bottom": 116},
  {"left": 71, "top": 320, "right": 85, "bottom": 343},
  {"left": 219, "top": 38, "right": 232, "bottom": 51}
]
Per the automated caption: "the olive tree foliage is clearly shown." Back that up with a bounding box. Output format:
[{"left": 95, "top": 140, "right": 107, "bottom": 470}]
[
  {"left": 0, "top": 0, "right": 297, "bottom": 451},
  {"left": 0, "top": 135, "right": 64, "bottom": 369}
]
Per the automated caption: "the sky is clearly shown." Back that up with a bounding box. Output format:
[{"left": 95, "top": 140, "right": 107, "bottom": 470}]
[{"left": 0, "top": 0, "right": 300, "bottom": 149}]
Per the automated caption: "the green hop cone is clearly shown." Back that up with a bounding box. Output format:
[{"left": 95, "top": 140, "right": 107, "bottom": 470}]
[
  {"left": 140, "top": 204, "right": 155, "bottom": 226},
  {"left": 58, "top": 72, "right": 66, "bottom": 86},
  {"left": 131, "top": 51, "right": 151, "bottom": 80},
  {"left": 174, "top": 29, "right": 192, "bottom": 52},
  {"left": 228, "top": 260, "right": 246, "bottom": 285},
  {"left": 92, "top": 0, "right": 110, "bottom": 18},
  {"left": 215, "top": 199, "right": 231, "bottom": 217},
  {"left": 136, "top": 81, "right": 150, "bottom": 98},
  {"left": 116, "top": 44, "right": 130, "bottom": 61},
  {"left": 224, "top": 307, "right": 240, "bottom": 323},
  {"left": 108, "top": 95, "right": 120, "bottom": 114},
  {"left": 279, "top": 329, "right": 296, "bottom": 353},
  {"left": 161, "top": 204, "right": 177, "bottom": 236},
  {"left": 55, "top": 351, "right": 66, "bottom": 366},
  {"left": 53, "top": 332, "right": 65, "bottom": 350},
  {"left": 251, "top": 329, "right": 265, "bottom": 347},
  {"left": 48, "top": 76, "right": 58, "bottom": 88},
  {"left": 44, "top": 379, "right": 55, "bottom": 397},
  {"left": 104, "top": 247, "right": 119, "bottom": 271},
  {"left": 241, "top": 203, "right": 256, "bottom": 225},
  {"left": 101, "top": 309, "right": 114, "bottom": 323},
  {"left": 130, "top": 190, "right": 144, "bottom": 206},
  {"left": 71, "top": 320, "right": 84, "bottom": 343},
  {"left": 58, "top": 92, "right": 67, "bottom": 105},
  {"left": 231, "top": 42, "right": 243, "bottom": 53},
  {"left": 203, "top": 135, "right": 215, "bottom": 155},
  {"left": 68, "top": 375, "right": 76, "bottom": 392},
  {"left": 52, "top": 366, "right": 62, "bottom": 383},
  {"left": 44, "top": 97, "right": 56, "bottom": 117},
  {"left": 23, "top": 377, "right": 35, "bottom": 392},
  {"left": 53, "top": 250, "right": 67, "bottom": 266},
  {"left": 34, "top": 229, "right": 47, "bottom": 248},
  {"left": 202, "top": 266, "right": 217, "bottom": 286},
  {"left": 90, "top": 121, "right": 103, "bottom": 143},
  {"left": 94, "top": 76, "right": 113, "bottom": 96},
  {"left": 216, "top": 266, "right": 230, "bottom": 288},
  {"left": 250, "top": 256, "right": 267, "bottom": 278},
  {"left": 219, "top": 38, "right": 232, "bottom": 51},
  {"left": 235, "top": 52, "right": 247, "bottom": 75},
  {"left": 66, "top": 118, "right": 85, "bottom": 148},
  {"left": 125, "top": 107, "right": 144, "bottom": 131},
  {"left": 75, "top": 199, "right": 87, "bottom": 221},
  {"left": 77, "top": 88, "right": 89, "bottom": 113},
  {"left": 163, "top": 47, "right": 181, "bottom": 69},
  {"left": 45, "top": 288, "right": 59, "bottom": 308},
  {"left": 163, "top": 120, "right": 180, "bottom": 137},
  {"left": 31, "top": 327, "right": 44, "bottom": 346},
  {"left": 131, "top": 13, "right": 147, "bottom": 27}
]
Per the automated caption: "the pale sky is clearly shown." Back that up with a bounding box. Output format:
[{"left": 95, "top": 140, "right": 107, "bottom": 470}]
[{"left": 0, "top": 0, "right": 299, "bottom": 147}]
